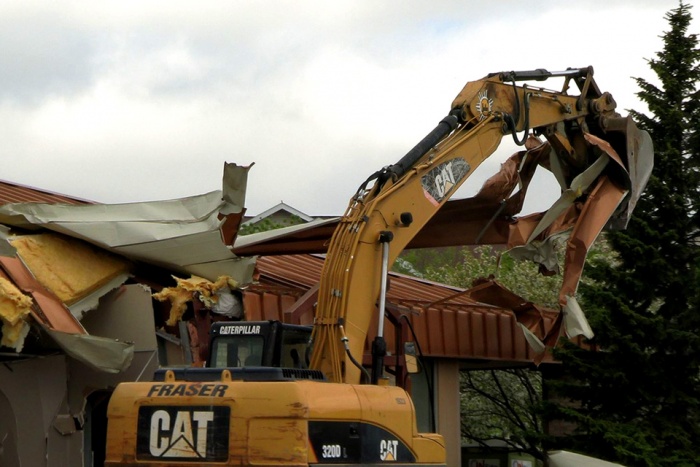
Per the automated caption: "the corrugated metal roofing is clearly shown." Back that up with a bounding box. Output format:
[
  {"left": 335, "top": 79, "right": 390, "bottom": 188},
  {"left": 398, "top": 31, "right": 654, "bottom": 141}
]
[
  {"left": 248, "top": 254, "right": 545, "bottom": 363},
  {"left": 0, "top": 180, "right": 92, "bottom": 205}
]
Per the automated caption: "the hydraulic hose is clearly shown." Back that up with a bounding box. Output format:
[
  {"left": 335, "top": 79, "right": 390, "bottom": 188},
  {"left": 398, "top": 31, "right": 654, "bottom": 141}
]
[{"left": 378, "top": 111, "right": 461, "bottom": 186}]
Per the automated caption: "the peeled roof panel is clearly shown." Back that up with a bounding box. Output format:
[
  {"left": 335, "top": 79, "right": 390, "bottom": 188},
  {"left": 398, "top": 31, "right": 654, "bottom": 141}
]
[
  {"left": 234, "top": 217, "right": 339, "bottom": 253},
  {"left": 0, "top": 164, "right": 254, "bottom": 285},
  {"left": 114, "top": 230, "right": 230, "bottom": 265},
  {"left": 184, "top": 257, "right": 256, "bottom": 284},
  {"left": 0, "top": 190, "right": 225, "bottom": 245}
]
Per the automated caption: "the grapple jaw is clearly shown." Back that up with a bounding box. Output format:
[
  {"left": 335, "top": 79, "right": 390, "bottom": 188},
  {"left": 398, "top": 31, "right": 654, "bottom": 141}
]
[{"left": 601, "top": 115, "right": 654, "bottom": 229}]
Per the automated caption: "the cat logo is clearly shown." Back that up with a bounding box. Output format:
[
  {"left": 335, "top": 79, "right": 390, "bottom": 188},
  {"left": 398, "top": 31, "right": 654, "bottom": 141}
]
[
  {"left": 137, "top": 406, "right": 229, "bottom": 461},
  {"left": 379, "top": 439, "right": 398, "bottom": 461},
  {"left": 421, "top": 158, "right": 470, "bottom": 205},
  {"left": 149, "top": 409, "right": 213, "bottom": 457}
]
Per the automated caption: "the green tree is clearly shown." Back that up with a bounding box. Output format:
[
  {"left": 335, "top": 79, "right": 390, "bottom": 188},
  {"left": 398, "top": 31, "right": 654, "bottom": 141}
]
[
  {"left": 238, "top": 214, "right": 306, "bottom": 235},
  {"left": 549, "top": 3, "right": 700, "bottom": 465},
  {"left": 421, "top": 245, "right": 563, "bottom": 308},
  {"left": 395, "top": 247, "right": 468, "bottom": 278},
  {"left": 460, "top": 368, "right": 544, "bottom": 459}
]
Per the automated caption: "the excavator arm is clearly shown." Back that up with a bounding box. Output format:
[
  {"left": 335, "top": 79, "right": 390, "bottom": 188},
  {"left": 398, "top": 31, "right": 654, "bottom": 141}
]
[
  {"left": 104, "top": 66, "right": 652, "bottom": 467},
  {"left": 310, "top": 67, "right": 653, "bottom": 384}
]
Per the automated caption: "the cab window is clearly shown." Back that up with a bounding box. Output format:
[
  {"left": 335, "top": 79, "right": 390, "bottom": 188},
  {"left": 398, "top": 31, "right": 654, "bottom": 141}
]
[
  {"left": 280, "top": 328, "right": 310, "bottom": 369},
  {"left": 211, "top": 336, "right": 264, "bottom": 368}
]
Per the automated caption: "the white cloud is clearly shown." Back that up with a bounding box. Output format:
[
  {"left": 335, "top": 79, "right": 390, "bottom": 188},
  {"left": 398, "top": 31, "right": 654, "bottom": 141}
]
[{"left": 0, "top": 0, "right": 687, "bottom": 216}]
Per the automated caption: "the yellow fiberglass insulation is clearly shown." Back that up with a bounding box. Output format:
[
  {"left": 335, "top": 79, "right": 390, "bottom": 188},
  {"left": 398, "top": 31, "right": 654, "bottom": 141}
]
[
  {"left": 10, "top": 233, "right": 131, "bottom": 305},
  {"left": 153, "top": 275, "right": 239, "bottom": 326},
  {"left": 0, "top": 276, "right": 33, "bottom": 349}
]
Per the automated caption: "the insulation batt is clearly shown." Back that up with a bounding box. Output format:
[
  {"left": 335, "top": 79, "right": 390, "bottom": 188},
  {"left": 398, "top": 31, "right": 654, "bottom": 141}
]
[
  {"left": 0, "top": 276, "right": 33, "bottom": 349},
  {"left": 153, "top": 275, "right": 239, "bottom": 326},
  {"left": 10, "top": 233, "right": 131, "bottom": 305}
]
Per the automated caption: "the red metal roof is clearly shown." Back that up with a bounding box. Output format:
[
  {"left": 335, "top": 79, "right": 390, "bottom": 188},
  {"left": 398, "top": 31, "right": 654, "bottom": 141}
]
[
  {"left": 247, "top": 254, "right": 544, "bottom": 363},
  {"left": 0, "top": 180, "right": 92, "bottom": 205}
]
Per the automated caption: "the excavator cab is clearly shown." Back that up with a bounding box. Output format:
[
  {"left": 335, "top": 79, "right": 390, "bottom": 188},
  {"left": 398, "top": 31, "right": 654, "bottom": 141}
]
[
  {"left": 153, "top": 321, "right": 321, "bottom": 383},
  {"left": 207, "top": 320, "right": 312, "bottom": 369}
]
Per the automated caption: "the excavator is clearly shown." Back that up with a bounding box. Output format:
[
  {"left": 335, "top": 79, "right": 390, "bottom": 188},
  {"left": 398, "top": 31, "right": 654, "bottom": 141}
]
[{"left": 104, "top": 67, "right": 652, "bottom": 466}]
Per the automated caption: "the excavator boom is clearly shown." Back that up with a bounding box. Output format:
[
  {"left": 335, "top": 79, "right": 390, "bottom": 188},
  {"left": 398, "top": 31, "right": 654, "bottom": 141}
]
[
  {"left": 105, "top": 67, "right": 652, "bottom": 466},
  {"left": 310, "top": 66, "right": 652, "bottom": 384}
]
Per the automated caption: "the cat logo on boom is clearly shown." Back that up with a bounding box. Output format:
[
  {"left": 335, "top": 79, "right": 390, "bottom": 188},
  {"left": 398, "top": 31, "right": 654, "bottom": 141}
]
[{"left": 421, "top": 158, "right": 470, "bottom": 205}]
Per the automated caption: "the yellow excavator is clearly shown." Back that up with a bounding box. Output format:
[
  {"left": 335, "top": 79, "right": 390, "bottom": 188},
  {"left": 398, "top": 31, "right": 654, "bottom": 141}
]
[{"left": 104, "top": 67, "right": 652, "bottom": 466}]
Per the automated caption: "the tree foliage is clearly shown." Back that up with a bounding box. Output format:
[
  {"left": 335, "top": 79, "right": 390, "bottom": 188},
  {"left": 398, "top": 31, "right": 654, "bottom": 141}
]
[
  {"left": 549, "top": 3, "right": 700, "bottom": 465},
  {"left": 421, "top": 245, "right": 563, "bottom": 308},
  {"left": 238, "top": 214, "right": 306, "bottom": 235},
  {"left": 460, "top": 369, "right": 544, "bottom": 459}
]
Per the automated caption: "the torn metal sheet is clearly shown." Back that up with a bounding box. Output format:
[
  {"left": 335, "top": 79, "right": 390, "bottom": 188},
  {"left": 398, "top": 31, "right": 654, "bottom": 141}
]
[
  {"left": 221, "top": 161, "right": 251, "bottom": 215},
  {"left": 509, "top": 230, "right": 569, "bottom": 274},
  {"left": 113, "top": 228, "right": 255, "bottom": 283},
  {"left": 0, "top": 190, "right": 226, "bottom": 238},
  {"left": 45, "top": 328, "right": 133, "bottom": 373},
  {"left": 233, "top": 217, "right": 339, "bottom": 255},
  {"left": 599, "top": 115, "right": 654, "bottom": 229},
  {"left": 563, "top": 295, "right": 594, "bottom": 339},
  {"left": 0, "top": 163, "right": 255, "bottom": 285},
  {"left": 525, "top": 153, "right": 611, "bottom": 244},
  {"left": 467, "top": 279, "right": 560, "bottom": 343},
  {"left": 484, "top": 141, "right": 630, "bottom": 348},
  {"left": 559, "top": 176, "right": 626, "bottom": 302}
]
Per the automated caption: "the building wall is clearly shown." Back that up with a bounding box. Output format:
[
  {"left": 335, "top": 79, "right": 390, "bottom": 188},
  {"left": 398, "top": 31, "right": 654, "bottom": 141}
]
[{"left": 0, "top": 355, "right": 82, "bottom": 467}]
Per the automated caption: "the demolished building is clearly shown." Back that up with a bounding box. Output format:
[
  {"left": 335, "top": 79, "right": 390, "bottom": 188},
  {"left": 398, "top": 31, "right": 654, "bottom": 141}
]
[
  {"left": 0, "top": 133, "right": 646, "bottom": 465},
  {"left": 0, "top": 164, "right": 255, "bottom": 466}
]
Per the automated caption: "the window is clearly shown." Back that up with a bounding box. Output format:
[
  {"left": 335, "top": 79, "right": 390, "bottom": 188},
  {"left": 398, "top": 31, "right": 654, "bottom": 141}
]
[
  {"left": 211, "top": 336, "right": 264, "bottom": 368},
  {"left": 280, "top": 328, "right": 310, "bottom": 369}
]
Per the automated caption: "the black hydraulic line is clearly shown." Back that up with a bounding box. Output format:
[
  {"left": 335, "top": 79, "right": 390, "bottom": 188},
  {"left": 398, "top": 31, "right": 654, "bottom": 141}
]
[
  {"left": 493, "top": 67, "right": 591, "bottom": 82},
  {"left": 503, "top": 80, "right": 531, "bottom": 147},
  {"left": 339, "top": 323, "right": 372, "bottom": 383},
  {"left": 344, "top": 337, "right": 371, "bottom": 384},
  {"left": 378, "top": 111, "right": 461, "bottom": 186}
]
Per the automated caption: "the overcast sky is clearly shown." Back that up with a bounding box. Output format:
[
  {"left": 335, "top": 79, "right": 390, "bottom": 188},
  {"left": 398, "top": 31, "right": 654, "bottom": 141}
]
[{"left": 0, "top": 0, "right": 690, "bottom": 217}]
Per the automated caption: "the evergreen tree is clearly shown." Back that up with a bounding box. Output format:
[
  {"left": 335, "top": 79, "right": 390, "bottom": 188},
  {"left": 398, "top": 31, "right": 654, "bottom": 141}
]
[{"left": 549, "top": 3, "right": 700, "bottom": 465}]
